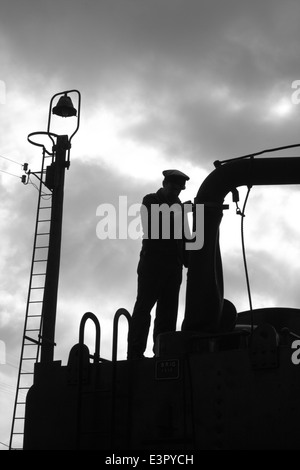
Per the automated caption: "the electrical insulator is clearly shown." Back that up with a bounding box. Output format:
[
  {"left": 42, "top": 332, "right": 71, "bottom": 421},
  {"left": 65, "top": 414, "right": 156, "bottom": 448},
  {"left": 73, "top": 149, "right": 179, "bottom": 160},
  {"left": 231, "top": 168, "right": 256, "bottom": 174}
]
[
  {"left": 21, "top": 175, "right": 27, "bottom": 184},
  {"left": 23, "top": 163, "right": 28, "bottom": 172}
]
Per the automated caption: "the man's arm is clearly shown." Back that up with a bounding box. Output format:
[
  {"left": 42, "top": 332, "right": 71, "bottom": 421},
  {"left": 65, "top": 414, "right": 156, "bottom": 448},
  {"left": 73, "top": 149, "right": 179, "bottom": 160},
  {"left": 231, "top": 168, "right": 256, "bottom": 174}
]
[{"left": 140, "top": 193, "right": 158, "bottom": 239}]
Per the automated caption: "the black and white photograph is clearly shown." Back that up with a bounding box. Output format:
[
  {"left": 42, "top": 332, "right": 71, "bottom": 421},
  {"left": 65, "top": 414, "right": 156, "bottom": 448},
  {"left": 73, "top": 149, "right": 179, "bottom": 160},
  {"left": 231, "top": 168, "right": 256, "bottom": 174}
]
[{"left": 1, "top": 0, "right": 300, "bottom": 452}]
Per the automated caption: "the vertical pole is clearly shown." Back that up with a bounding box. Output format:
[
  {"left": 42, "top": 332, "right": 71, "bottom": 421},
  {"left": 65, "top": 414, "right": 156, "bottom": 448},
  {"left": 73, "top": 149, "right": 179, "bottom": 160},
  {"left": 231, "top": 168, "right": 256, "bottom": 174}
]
[{"left": 40, "top": 134, "right": 69, "bottom": 363}]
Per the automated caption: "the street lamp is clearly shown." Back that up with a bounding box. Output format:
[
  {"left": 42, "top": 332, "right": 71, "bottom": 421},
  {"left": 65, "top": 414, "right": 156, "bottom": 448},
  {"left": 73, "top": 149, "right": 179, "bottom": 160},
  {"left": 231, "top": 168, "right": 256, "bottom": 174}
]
[
  {"left": 47, "top": 89, "right": 81, "bottom": 169},
  {"left": 28, "top": 90, "right": 81, "bottom": 363},
  {"left": 52, "top": 94, "right": 77, "bottom": 117}
]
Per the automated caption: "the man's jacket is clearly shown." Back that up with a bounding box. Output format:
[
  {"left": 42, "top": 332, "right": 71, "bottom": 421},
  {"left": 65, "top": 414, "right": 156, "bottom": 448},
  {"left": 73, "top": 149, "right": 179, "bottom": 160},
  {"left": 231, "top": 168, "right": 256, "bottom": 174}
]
[{"left": 140, "top": 188, "right": 189, "bottom": 267}]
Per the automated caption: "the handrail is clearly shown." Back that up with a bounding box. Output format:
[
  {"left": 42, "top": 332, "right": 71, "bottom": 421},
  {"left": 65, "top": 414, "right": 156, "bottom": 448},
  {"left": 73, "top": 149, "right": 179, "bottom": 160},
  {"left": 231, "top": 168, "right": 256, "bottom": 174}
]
[
  {"left": 110, "top": 308, "right": 132, "bottom": 448},
  {"left": 79, "top": 311, "right": 101, "bottom": 363},
  {"left": 112, "top": 308, "right": 131, "bottom": 362},
  {"left": 76, "top": 312, "right": 101, "bottom": 449}
]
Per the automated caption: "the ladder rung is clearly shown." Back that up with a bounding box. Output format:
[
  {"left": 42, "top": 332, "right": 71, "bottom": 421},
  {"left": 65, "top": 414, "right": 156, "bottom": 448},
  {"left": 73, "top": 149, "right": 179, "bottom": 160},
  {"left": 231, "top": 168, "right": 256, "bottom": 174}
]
[
  {"left": 36, "top": 232, "right": 50, "bottom": 236},
  {"left": 15, "top": 417, "right": 25, "bottom": 420},
  {"left": 26, "top": 328, "right": 40, "bottom": 331},
  {"left": 40, "top": 206, "right": 52, "bottom": 209},
  {"left": 28, "top": 314, "right": 42, "bottom": 318},
  {"left": 38, "top": 219, "right": 51, "bottom": 223},
  {"left": 28, "top": 301, "right": 43, "bottom": 304},
  {"left": 32, "top": 273, "right": 46, "bottom": 276},
  {"left": 22, "top": 358, "right": 37, "bottom": 361},
  {"left": 30, "top": 287, "right": 44, "bottom": 290},
  {"left": 20, "top": 372, "right": 34, "bottom": 375},
  {"left": 35, "top": 246, "right": 49, "bottom": 249},
  {"left": 24, "top": 336, "right": 40, "bottom": 344},
  {"left": 33, "top": 259, "right": 47, "bottom": 263}
]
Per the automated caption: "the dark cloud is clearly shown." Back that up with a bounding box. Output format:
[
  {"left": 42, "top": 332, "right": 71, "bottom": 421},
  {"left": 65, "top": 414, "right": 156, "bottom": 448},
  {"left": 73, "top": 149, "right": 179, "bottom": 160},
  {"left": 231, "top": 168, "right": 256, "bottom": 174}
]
[{"left": 2, "top": 0, "right": 300, "bottom": 171}]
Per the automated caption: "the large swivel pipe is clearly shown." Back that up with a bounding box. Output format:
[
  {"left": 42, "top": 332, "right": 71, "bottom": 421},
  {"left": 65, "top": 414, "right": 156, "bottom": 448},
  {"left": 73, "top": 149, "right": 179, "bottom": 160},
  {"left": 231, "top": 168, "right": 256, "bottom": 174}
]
[{"left": 182, "top": 157, "right": 300, "bottom": 333}]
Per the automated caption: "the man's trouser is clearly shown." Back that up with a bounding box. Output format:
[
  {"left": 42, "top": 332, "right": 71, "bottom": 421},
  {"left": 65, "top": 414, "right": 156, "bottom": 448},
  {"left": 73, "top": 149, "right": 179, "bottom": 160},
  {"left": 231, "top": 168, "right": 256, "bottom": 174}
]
[{"left": 128, "top": 252, "right": 182, "bottom": 358}]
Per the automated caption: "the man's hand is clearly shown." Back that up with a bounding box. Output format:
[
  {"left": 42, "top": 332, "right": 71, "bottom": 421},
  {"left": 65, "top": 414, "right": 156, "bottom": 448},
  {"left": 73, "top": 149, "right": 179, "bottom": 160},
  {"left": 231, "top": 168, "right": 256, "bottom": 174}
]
[{"left": 183, "top": 200, "right": 194, "bottom": 212}]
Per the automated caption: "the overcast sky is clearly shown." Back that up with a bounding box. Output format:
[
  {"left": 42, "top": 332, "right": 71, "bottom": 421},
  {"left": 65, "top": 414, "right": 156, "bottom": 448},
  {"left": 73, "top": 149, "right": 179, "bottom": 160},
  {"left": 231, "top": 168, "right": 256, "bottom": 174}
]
[{"left": 1, "top": 0, "right": 300, "bottom": 448}]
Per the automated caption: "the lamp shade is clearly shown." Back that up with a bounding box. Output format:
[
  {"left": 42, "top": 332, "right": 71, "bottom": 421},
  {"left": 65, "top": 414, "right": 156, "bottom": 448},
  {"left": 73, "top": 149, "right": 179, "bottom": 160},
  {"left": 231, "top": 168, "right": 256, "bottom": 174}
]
[{"left": 52, "top": 94, "right": 77, "bottom": 117}]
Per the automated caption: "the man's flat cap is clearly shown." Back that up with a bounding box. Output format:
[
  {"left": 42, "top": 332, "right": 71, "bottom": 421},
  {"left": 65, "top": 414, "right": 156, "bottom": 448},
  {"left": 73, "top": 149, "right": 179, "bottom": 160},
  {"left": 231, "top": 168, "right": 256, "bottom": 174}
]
[
  {"left": 162, "top": 169, "right": 190, "bottom": 181},
  {"left": 162, "top": 169, "right": 190, "bottom": 189}
]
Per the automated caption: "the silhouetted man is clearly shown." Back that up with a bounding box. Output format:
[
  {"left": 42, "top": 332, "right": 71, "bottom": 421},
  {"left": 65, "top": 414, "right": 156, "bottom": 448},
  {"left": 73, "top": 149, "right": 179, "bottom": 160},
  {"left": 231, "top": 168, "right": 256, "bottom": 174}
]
[{"left": 128, "top": 169, "right": 190, "bottom": 359}]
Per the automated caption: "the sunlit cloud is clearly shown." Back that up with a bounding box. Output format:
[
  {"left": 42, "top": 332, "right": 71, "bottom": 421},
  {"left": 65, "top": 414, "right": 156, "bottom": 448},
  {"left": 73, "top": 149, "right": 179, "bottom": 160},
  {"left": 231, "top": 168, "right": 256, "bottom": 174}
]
[{"left": 270, "top": 97, "right": 294, "bottom": 118}]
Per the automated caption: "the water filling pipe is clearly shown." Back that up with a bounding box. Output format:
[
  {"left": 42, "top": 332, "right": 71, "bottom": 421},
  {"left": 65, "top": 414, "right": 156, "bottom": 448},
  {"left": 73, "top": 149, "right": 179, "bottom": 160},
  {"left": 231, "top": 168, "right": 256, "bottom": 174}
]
[{"left": 182, "top": 157, "right": 300, "bottom": 333}]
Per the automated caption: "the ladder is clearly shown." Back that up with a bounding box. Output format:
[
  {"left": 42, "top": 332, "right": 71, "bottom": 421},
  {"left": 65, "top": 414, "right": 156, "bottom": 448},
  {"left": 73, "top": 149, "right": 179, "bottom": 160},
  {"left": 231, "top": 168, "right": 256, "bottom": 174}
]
[{"left": 9, "top": 146, "right": 54, "bottom": 450}]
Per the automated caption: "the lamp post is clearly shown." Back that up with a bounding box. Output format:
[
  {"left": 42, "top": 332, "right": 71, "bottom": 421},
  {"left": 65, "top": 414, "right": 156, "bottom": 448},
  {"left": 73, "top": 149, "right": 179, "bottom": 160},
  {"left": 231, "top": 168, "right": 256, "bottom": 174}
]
[{"left": 39, "top": 90, "right": 81, "bottom": 363}]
